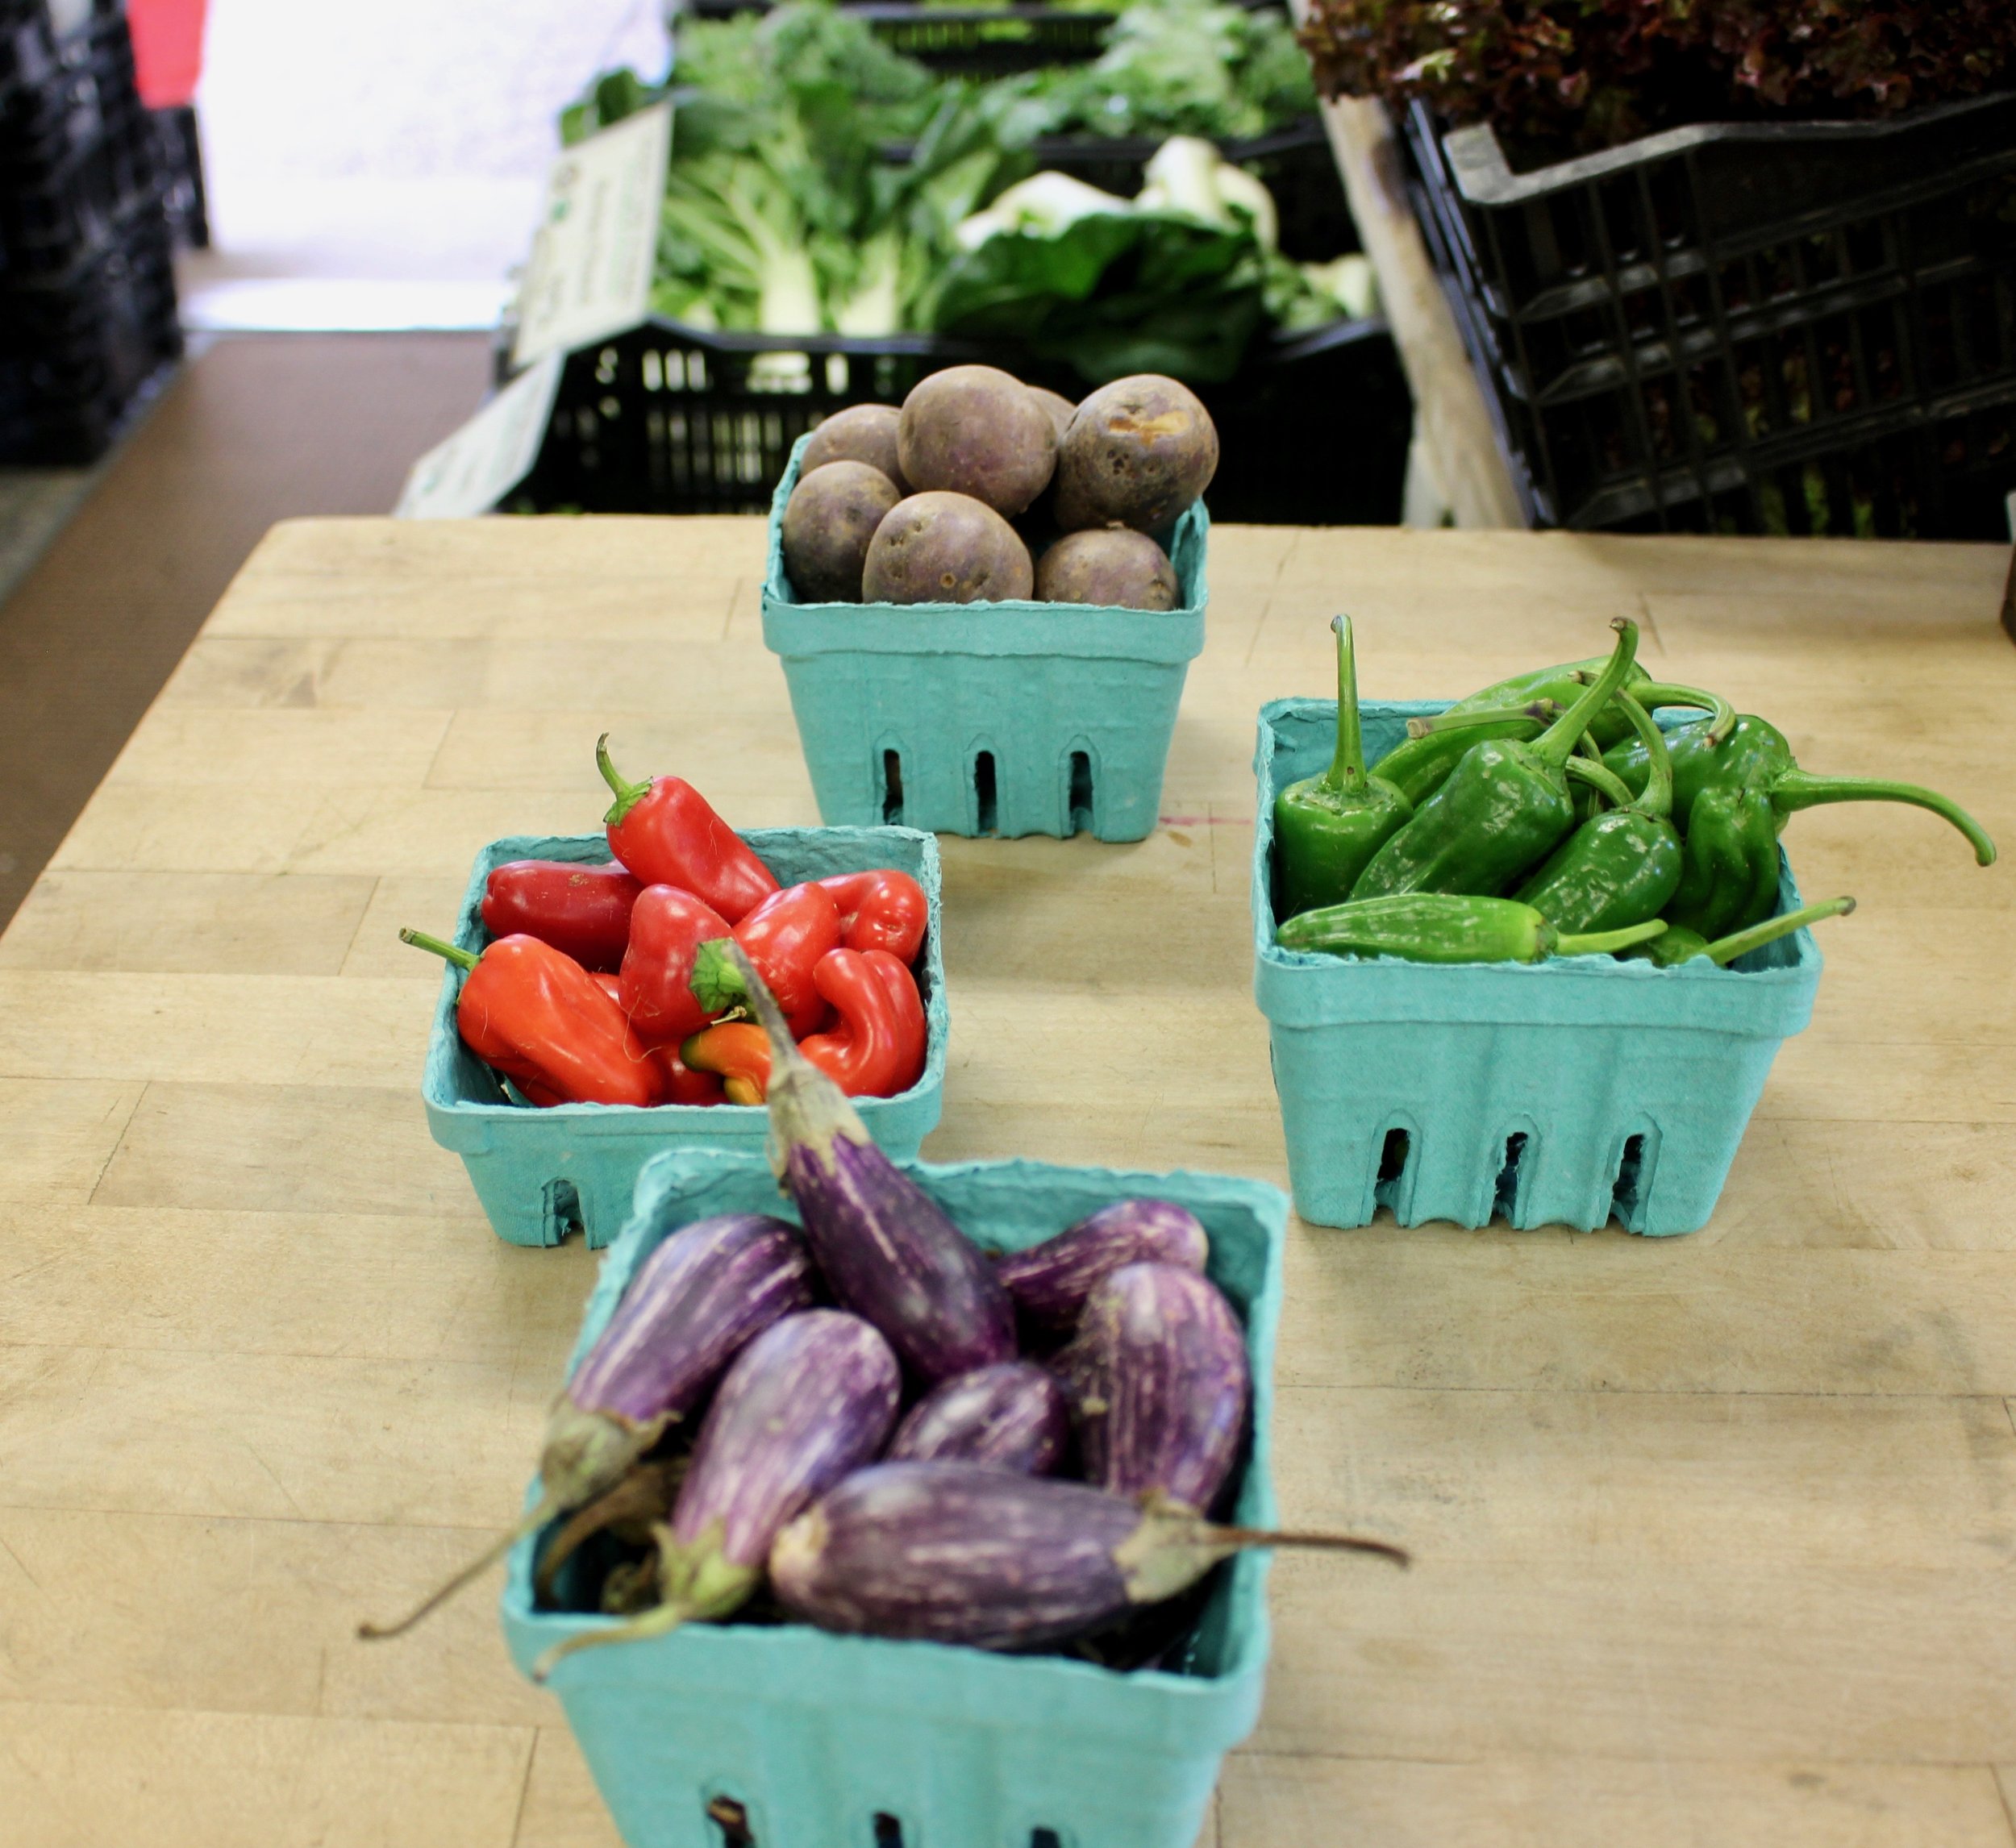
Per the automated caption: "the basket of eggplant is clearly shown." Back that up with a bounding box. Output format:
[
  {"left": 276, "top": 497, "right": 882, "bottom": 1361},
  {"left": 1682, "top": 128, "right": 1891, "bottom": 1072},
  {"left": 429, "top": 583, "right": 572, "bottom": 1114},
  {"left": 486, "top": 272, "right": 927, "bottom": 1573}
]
[{"left": 360, "top": 950, "right": 1403, "bottom": 1848}]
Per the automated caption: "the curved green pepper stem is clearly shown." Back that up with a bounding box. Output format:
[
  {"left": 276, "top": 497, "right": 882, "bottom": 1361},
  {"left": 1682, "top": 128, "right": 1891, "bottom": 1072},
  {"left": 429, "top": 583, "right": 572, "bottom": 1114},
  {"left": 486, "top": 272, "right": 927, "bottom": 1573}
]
[
  {"left": 1535, "top": 618, "right": 1639, "bottom": 771},
  {"left": 400, "top": 926, "right": 478, "bottom": 972},
  {"left": 1322, "top": 615, "right": 1367, "bottom": 796},
  {"left": 1404, "top": 699, "right": 1556, "bottom": 740},
  {"left": 596, "top": 732, "right": 652, "bottom": 827},
  {"left": 1632, "top": 681, "right": 1736, "bottom": 745},
  {"left": 1564, "top": 756, "right": 1636, "bottom": 810},
  {"left": 1550, "top": 916, "right": 1669, "bottom": 957},
  {"left": 1769, "top": 770, "right": 1997, "bottom": 867},
  {"left": 1703, "top": 895, "right": 1855, "bottom": 967},
  {"left": 1613, "top": 692, "right": 1672, "bottom": 819}
]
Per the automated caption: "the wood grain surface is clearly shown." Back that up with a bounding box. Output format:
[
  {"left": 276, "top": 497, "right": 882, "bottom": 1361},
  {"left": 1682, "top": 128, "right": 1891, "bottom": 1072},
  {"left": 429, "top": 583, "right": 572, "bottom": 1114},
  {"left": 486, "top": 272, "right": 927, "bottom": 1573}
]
[{"left": 2, "top": 516, "right": 2011, "bottom": 1848}]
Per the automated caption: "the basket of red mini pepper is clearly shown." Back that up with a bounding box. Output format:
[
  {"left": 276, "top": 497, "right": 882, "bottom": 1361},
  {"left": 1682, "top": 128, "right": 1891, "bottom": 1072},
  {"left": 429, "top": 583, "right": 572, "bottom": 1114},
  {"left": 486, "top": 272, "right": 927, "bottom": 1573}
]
[
  {"left": 410, "top": 737, "right": 947, "bottom": 1248},
  {"left": 1252, "top": 615, "right": 1998, "bottom": 1236}
]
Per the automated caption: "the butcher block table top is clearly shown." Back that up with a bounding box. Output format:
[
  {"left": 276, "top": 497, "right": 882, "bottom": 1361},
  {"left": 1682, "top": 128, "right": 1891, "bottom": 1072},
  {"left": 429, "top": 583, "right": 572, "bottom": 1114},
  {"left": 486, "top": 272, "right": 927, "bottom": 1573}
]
[{"left": 4, "top": 517, "right": 2014, "bottom": 1848}]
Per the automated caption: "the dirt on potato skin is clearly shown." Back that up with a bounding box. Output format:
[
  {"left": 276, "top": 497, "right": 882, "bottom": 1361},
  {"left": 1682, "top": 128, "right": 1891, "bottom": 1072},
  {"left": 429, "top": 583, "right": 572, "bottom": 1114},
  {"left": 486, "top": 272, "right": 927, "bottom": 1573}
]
[
  {"left": 1055, "top": 375, "right": 1219, "bottom": 535},
  {"left": 782, "top": 461, "right": 903, "bottom": 602},
  {"left": 861, "top": 490, "right": 1035, "bottom": 606}
]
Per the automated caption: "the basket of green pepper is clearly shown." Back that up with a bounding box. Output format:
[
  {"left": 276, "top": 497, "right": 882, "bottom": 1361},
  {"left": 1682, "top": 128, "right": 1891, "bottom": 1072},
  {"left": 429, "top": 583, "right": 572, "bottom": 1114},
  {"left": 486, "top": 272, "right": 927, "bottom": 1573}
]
[{"left": 1252, "top": 616, "right": 1997, "bottom": 1237}]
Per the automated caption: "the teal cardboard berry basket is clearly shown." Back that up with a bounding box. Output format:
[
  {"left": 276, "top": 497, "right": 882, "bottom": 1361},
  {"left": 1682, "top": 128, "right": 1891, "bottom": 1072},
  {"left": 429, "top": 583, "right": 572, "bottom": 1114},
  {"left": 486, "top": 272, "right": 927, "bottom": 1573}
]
[
  {"left": 1252, "top": 698, "right": 1826, "bottom": 1237},
  {"left": 760, "top": 438, "right": 1208, "bottom": 843},
  {"left": 419, "top": 830, "right": 946, "bottom": 1248},
  {"left": 502, "top": 1146, "right": 1286, "bottom": 1848}
]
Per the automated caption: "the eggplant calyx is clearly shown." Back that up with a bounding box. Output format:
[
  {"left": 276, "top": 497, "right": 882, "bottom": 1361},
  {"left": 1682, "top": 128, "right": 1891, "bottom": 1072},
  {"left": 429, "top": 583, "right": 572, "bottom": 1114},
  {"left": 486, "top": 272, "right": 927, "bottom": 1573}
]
[
  {"left": 539, "top": 1401, "right": 672, "bottom": 1513},
  {"left": 724, "top": 940, "right": 870, "bottom": 1176},
  {"left": 655, "top": 1519, "right": 763, "bottom": 1625},
  {"left": 1113, "top": 1496, "right": 1238, "bottom": 1605}
]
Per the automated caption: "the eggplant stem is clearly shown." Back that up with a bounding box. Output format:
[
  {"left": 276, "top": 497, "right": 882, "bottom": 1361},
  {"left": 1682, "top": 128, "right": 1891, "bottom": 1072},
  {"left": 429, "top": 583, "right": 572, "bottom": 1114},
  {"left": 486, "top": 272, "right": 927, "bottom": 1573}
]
[
  {"left": 1213, "top": 1524, "right": 1412, "bottom": 1568},
  {"left": 357, "top": 1498, "right": 558, "bottom": 1640},
  {"left": 531, "top": 1597, "right": 694, "bottom": 1681},
  {"left": 533, "top": 1461, "right": 682, "bottom": 1606}
]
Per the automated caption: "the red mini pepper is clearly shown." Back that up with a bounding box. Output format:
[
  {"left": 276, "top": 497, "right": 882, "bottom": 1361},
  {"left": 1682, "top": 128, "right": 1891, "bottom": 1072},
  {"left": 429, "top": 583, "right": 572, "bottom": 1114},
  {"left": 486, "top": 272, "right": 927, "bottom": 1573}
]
[
  {"left": 689, "top": 880, "right": 842, "bottom": 1038},
  {"left": 596, "top": 734, "right": 778, "bottom": 924},
  {"left": 818, "top": 868, "right": 928, "bottom": 963},
  {"left": 402, "top": 928, "right": 666, "bottom": 1108},
  {"left": 680, "top": 1021, "right": 772, "bottom": 1105},
  {"left": 593, "top": 972, "right": 724, "bottom": 1102},
  {"left": 481, "top": 859, "right": 641, "bottom": 973},
  {"left": 617, "top": 884, "right": 734, "bottom": 1044},
  {"left": 798, "top": 947, "right": 928, "bottom": 1098}
]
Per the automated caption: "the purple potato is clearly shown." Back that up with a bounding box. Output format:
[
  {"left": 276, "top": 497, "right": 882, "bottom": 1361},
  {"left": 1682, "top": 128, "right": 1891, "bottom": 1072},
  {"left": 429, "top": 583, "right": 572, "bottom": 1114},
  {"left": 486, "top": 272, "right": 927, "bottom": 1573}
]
[
  {"left": 770, "top": 1461, "right": 1256, "bottom": 1650},
  {"left": 1054, "top": 375, "right": 1218, "bottom": 534},
  {"left": 996, "top": 1199, "right": 1209, "bottom": 1332},
  {"left": 802, "top": 404, "right": 909, "bottom": 491},
  {"left": 782, "top": 460, "right": 902, "bottom": 602},
  {"left": 1035, "top": 528, "right": 1179, "bottom": 610},
  {"left": 862, "top": 491, "right": 1034, "bottom": 606},
  {"left": 898, "top": 366, "right": 1057, "bottom": 518},
  {"left": 888, "top": 1362, "right": 1069, "bottom": 1475},
  {"left": 361, "top": 1213, "right": 814, "bottom": 1641},
  {"left": 1060, "top": 1261, "right": 1249, "bottom": 1515},
  {"left": 1027, "top": 385, "right": 1077, "bottom": 443}
]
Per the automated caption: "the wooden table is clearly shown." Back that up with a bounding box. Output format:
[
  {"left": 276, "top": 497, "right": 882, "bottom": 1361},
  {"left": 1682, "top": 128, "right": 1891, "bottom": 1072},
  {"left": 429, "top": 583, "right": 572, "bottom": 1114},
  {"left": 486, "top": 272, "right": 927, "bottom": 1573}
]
[{"left": 3, "top": 517, "right": 2013, "bottom": 1848}]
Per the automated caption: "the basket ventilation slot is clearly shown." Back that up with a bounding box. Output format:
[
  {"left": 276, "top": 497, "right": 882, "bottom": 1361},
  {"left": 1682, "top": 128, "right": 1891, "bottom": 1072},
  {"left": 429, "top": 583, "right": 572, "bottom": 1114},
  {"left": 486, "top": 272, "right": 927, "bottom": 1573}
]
[
  {"left": 1493, "top": 1133, "right": 1529, "bottom": 1224},
  {"left": 872, "top": 1815, "right": 903, "bottom": 1847},
  {"left": 973, "top": 751, "right": 998, "bottom": 835},
  {"left": 706, "top": 1796, "right": 755, "bottom": 1847},
  {"left": 543, "top": 1179, "right": 582, "bottom": 1244},
  {"left": 881, "top": 749, "right": 904, "bottom": 826},
  {"left": 1068, "top": 750, "right": 1093, "bottom": 835},
  {"left": 1611, "top": 1133, "right": 1648, "bottom": 1225},
  {"left": 1031, "top": 1833, "right": 1064, "bottom": 1848},
  {"left": 1373, "top": 1127, "right": 1411, "bottom": 1214}
]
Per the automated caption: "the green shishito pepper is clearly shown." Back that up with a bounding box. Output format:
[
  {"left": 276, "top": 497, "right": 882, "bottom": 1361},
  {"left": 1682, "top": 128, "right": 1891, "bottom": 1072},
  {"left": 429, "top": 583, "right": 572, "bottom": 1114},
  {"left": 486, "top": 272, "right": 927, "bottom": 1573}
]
[
  {"left": 1351, "top": 617, "right": 1643, "bottom": 901},
  {"left": 1444, "top": 658, "right": 1736, "bottom": 751},
  {"left": 1603, "top": 714, "right": 1998, "bottom": 866},
  {"left": 1627, "top": 895, "right": 1855, "bottom": 968},
  {"left": 1372, "top": 701, "right": 1558, "bottom": 805},
  {"left": 1272, "top": 616, "right": 1412, "bottom": 920},
  {"left": 1277, "top": 893, "right": 1668, "bottom": 965},
  {"left": 1667, "top": 780, "right": 1783, "bottom": 939},
  {"left": 1515, "top": 692, "right": 1684, "bottom": 935}
]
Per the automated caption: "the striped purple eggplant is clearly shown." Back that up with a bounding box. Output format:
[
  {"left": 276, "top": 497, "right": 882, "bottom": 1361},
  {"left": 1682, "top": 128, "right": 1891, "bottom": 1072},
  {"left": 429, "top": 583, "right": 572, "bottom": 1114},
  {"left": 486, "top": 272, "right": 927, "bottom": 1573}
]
[
  {"left": 995, "top": 1199, "right": 1210, "bottom": 1330},
  {"left": 534, "top": 1309, "right": 901, "bottom": 1678},
  {"left": 772, "top": 1461, "right": 1408, "bottom": 1650},
  {"left": 888, "top": 1362, "right": 1069, "bottom": 1475},
  {"left": 1061, "top": 1261, "right": 1249, "bottom": 1516},
  {"left": 729, "top": 943, "right": 1014, "bottom": 1384},
  {"left": 360, "top": 1212, "right": 813, "bottom": 1642}
]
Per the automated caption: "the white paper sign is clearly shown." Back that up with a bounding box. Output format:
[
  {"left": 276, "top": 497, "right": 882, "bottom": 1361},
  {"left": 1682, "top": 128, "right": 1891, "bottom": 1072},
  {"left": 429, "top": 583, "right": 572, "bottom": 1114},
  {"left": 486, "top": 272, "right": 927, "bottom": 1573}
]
[
  {"left": 511, "top": 103, "right": 673, "bottom": 368},
  {"left": 394, "top": 352, "right": 566, "bottom": 519}
]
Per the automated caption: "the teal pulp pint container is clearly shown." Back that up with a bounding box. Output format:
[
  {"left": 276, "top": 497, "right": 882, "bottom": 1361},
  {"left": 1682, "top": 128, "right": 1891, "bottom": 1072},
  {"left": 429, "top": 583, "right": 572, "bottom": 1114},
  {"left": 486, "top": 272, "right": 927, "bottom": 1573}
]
[
  {"left": 760, "top": 439, "right": 1208, "bottom": 842},
  {"left": 502, "top": 1147, "right": 1286, "bottom": 1848},
  {"left": 1252, "top": 698, "right": 1826, "bottom": 1237},
  {"left": 419, "top": 830, "right": 946, "bottom": 1248}
]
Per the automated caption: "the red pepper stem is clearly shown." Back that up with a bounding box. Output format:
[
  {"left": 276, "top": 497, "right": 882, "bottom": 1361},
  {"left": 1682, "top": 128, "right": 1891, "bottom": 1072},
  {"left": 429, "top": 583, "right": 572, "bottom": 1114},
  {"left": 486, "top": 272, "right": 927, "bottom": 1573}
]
[
  {"left": 1614, "top": 691, "right": 1673, "bottom": 819},
  {"left": 1322, "top": 614, "right": 1368, "bottom": 795},
  {"left": 595, "top": 732, "right": 652, "bottom": 827},
  {"left": 1769, "top": 771, "right": 1997, "bottom": 867},
  {"left": 1550, "top": 917, "right": 1670, "bottom": 958},
  {"left": 399, "top": 926, "right": 479, "bottom": 972},
  {"left": 1704, "top": 895, "right": 1855, "bottom": 967},
  {"left": 1535, "top": 618, "right": 1639, "bottom": 770}
]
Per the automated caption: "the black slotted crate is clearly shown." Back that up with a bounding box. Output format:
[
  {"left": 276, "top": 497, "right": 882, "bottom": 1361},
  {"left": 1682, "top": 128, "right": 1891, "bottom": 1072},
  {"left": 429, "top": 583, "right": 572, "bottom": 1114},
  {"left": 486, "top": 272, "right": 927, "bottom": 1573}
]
[
  {"left": 0, "top": 0, "right": 181, "bottom": 462},
  {"left": 1402, "top": 91, "right": 2016, "bottom": 538},
  {"left": 505, "top": 313, "right": 1408, "bottom": 526}
]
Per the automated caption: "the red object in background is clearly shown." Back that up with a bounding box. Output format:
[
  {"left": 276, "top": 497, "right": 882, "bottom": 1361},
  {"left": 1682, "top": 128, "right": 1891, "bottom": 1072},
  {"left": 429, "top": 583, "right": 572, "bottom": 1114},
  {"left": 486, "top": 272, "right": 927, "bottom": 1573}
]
[
  {"left": 617, "top": 885, "right": 734, "bottom": 1045},
  {"left": 126, "top": 0, "right": 209, "bottom": 107},
  {"left": 799, "top": 948, "right": 927, "bottom": 1098},
  {"left": 818, "top": 869, "right": 929, "bottom": 963},
  {"left": 597, "top": 734, "right": 779, "bottom": 924},
  {"left": 482, "top": 859, "right": 642, "bottom": 973},
  {"left": 689, "top": 881, "right": 843, "bottom": 1038}
]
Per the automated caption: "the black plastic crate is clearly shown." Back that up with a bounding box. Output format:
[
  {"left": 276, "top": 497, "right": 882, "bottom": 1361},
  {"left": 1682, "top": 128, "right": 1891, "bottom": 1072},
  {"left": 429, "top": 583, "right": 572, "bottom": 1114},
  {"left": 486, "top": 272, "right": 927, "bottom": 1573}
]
[
  {"left": 682, "top": 2, "right": 1110, "bottom": 74},
  {"left": 506, "top": 314, "right": 1407, "bottom": 525},
  {"left": 1402, "top": 91, "right": 2016, "bottom": 537}
]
